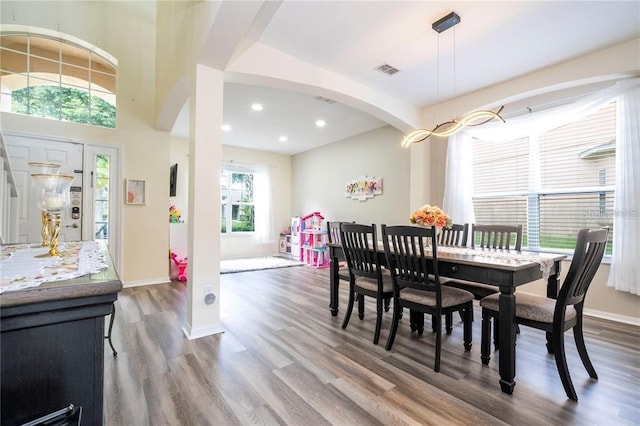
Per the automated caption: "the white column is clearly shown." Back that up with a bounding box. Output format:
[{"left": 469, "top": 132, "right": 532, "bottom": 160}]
[{"left": 183, "top": 64, "right": 224, "bottom": 339}]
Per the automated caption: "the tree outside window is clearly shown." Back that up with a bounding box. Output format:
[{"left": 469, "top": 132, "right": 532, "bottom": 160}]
[{"left": 221, "top": 170, "right": 255, "bottom": 233}]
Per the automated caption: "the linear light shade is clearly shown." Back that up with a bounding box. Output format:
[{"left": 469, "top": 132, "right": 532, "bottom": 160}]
[{"left": 402, "top": 107, "right": 506, "bottom": 147}]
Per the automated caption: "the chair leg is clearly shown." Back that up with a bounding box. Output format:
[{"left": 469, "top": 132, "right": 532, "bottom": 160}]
[
  {"left": 384, "top": 296, "right": 391, "bottom": 312},
  {"left": 434, "top": 314, "right": 442, "bottom": 372},
  {"left": 385, "top": 302, "right": 401, "bottom": 351},
  {"left": 481, "top": 309, "right": 492, "bottom": 365},
  {"left": 373, "top": 297, "right": 383, "bottom": 345},
  {"left": 431, "top": 314, "right": 437, "bottom": 333},
  {"left": 412, "top": 311, "right": 424, "bottom": 335},
  {"left": 445, "top": 312, "right": 453, "bottom": 335},
  {"left": 358, "top": 294, "right": 365, "bottom": 320},
  {"left": 342, "top": 288, "right": 355, "bottom": 329},
  {"left": 574, "top": 313, "right": 598, "bottom": 379},
  {"left": 552, "top": 331, "right": 578, "bottom": 401},
  {"left": 463, "top": 303, "right": 472, "bottom": 351}
]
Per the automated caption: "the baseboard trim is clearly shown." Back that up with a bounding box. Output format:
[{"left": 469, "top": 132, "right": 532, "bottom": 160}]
[
  {"left": 123, "top": 277, "right": 170, "bottom": 288},
  {"left": 584, "top": 308, "right": 640, "bottom": 326},
  {"left": 182, "top": 323, "right": 225, "bottom": 340}
]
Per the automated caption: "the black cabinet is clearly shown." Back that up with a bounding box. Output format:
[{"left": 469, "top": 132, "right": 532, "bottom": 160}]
[{"left": 1, "top": 242, "right": 122, "bottom": 426}]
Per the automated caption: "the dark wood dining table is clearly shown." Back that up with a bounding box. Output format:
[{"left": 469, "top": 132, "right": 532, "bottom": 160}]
[{"left": 327, "top": 242, "right": 566, "bottom": 395}]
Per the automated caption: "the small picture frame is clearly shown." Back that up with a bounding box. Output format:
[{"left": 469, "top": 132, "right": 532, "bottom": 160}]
[{"left": 126, "top": 179, "right": 146, "bottom": 205}]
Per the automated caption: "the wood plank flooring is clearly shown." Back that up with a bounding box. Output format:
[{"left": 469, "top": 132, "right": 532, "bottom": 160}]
[{"left": 105, "top": 266, "right": 640, "bottom": 425}]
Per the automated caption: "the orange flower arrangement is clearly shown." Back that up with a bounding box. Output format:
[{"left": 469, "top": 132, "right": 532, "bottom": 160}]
[{"left": 409, "top": 204, "right": 452, "bottom": 228}]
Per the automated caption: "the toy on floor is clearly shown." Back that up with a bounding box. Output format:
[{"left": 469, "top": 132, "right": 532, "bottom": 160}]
[{"left": 170, "top": 251, "right": 188, "bottom": 282}]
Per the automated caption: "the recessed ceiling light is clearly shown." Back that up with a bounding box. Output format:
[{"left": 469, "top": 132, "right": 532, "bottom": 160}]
[
  {"left": 315, "top": 119, "right": 326, "bottom": 127},
  {"left": 251, "top": 103, "right": 263, "bottom": 111},
  {"left": 221, "top": 124, "right": 231, "bottom": 132},
  {"left": 279, "top": 136, "right": 288, "bottom": 142}
]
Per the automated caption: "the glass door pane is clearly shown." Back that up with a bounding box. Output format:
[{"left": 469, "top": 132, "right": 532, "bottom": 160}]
[{"left": 94, "top": 154, "right": 110, "bottom": 241}]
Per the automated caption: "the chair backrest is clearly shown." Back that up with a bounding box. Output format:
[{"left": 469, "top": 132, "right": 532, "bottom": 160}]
[
  {"left": 555, "top": 227, "right": 609, "bottom": 322},
  {"left": 472, "top": 224, "right": 523, "bottom": 250},
  {"left": 438, "top": 223, "right": 469, "bottom": 247},
  {"left": 340, "top": 223, "right": 383, "bottom": 281},
  {"left": 327, "top": 221, "right": 354, "bottom": 245},
  {"left": 381, "top": 224, "right": 441, "bottom": 297},
  {"left": 327, "top": 221, "right": 343, "bottom": 245}
]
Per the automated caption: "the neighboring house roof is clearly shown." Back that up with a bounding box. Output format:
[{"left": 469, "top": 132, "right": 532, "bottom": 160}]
[{"left": 579, "top": 139, "right": 616, "bottom": 159}]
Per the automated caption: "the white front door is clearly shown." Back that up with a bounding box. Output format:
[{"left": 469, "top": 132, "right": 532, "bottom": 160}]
[{"left": 5, "top": 133, "right": 83, "bottom": 243}]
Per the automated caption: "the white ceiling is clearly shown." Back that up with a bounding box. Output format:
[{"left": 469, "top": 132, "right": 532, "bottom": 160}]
[{"left": 171, "top": 1, "right": 640, "bottom": 155}]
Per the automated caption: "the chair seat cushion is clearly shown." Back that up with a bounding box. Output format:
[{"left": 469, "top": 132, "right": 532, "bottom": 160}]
[
  {"left": 355, "top": 270, "right": 393, "bottom": 293},
  {"left": 480, "top": 293, "right": 577, "bottom": 323},
  {"left": 400, "top": 286, "right": 474, "bottom": 308},
  {"left": 443, "top": 279, "right": 498, "bottom": 299}
]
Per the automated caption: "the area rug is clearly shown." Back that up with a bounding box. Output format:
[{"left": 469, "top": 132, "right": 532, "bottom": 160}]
[{"left": 220, "top": 256, "right": 304, "bottom": 274}]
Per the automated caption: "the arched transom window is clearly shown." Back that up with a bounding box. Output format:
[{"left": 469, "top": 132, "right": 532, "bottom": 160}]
[{"left": 0, "top": 31, "right": 117, "bottom": 128}]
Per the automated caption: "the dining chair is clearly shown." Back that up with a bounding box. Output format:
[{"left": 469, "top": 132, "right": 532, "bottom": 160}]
[
  {"left": 479, "top": 227, "right": 609, "bottom": 401},
  {"left": 433, "top": 223, "right": 468, "bottom": 332},
  {"left": 339, "top": 223, "right": 393, "bottom": 345},
  {"left": 444, "top": 224, "right": 523, "bottom": 301},
  {"left": 438, "top": 223, "right": 469, "bottom": 247},
  {"left": 381, "top": 224, "right": 474, "bottom": 372}
]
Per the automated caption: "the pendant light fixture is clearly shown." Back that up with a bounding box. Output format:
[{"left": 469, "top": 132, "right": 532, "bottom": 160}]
[{"left": 402, "top": 12, "right": 505, "bottom": 148}]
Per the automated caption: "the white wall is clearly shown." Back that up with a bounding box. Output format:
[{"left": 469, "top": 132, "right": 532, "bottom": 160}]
[{"left": 292, "top": 125, "right": 411, "bottom": 226}]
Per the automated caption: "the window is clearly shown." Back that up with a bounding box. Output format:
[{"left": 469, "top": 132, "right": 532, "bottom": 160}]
[
  {"left": 221, "top": 169, "right": 255, "bottom": 233},
  {"left": 472, "top": 102, "right": 615, "bottom": 253},
  {"left": 0, "top": 32, "right": 117, "bottom": 127}
]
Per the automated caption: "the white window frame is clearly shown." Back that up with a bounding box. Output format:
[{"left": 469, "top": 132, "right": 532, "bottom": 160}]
[
  {"left": 472, "top": 104, "right": 616, "bottom": 256},
  {"left": 220, "top": 168, "right": 255, "bottom": 235}
]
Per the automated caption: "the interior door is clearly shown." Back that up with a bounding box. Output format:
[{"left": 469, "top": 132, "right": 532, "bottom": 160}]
[{"left": 5, "top": 134, "right": 83, "bottom": 243}]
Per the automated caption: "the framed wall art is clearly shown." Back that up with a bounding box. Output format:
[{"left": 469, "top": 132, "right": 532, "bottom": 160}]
[
  {"left": 126, "top": 179, "right": 146, "bottom": 205},
  {"left": 345, "top": 176, "right": 383, "bottom": 201}
]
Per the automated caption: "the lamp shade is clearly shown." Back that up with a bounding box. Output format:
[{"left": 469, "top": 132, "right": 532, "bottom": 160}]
[
  {"left": 31, "top": 173, "right": 74, "bottom": 212},
  {"left": 28, "top": 162, "right": 61, "bottom": 175}
]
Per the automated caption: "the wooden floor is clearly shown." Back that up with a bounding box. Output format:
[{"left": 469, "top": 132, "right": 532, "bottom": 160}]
[{"left": 105, "top": 266, "right": 640, "bottom": 425}]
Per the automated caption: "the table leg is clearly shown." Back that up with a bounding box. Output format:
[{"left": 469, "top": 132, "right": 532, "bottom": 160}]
[
  {"left": 545, "top": 260, "right": 562, "bottom": 353},
  {"left": 106, "top": 303, "right": 118, "bottom": 356},
  {"left": 329, "top": 247, "right": 339, "bottom": 316},
  {"left": 498, "top": 285, "right": 516, "bottom": 394}
]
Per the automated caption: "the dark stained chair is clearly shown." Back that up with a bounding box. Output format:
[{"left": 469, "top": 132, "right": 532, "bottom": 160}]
[
  {"left": 479, "top": 227, "right": 609, "bottom": 401},
  {"left": 381, "top": 224, "right": 474, "bottom": 372},
  {"left": 444, "top": 224, "right": 523, "bottom": 300},
  {"left": 340, "top": 223, "right": 393, "bottom": 345},
  {"left": 433, "top": 223, "right": 468, "bottom": 331},
  {"left": 438, "top": 223, "right": 469, "bottom": 247}
]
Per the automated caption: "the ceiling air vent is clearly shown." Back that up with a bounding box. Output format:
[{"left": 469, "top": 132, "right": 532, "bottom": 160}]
[
  {"left": 375, "top": 63, "right": 400, "bottom": 75},
  {"left": 313, "top": 96, "right": 337, "bottom": 104}
]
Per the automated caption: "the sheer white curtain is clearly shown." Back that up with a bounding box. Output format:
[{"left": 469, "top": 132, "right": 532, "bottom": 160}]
[
  {"left": 254, "top": 165, "right": 275, "bottom": 244},
  {"left": 607, "top": 84, "right": 640, "bottom": 295},
  {"left": 442, "top": 132, "right": 476, "bottom": 232}
]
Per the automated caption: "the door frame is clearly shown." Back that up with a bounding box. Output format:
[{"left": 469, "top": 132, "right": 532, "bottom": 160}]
[{"left": 82, "top": 143, "right": 123, "bottom": 273}]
